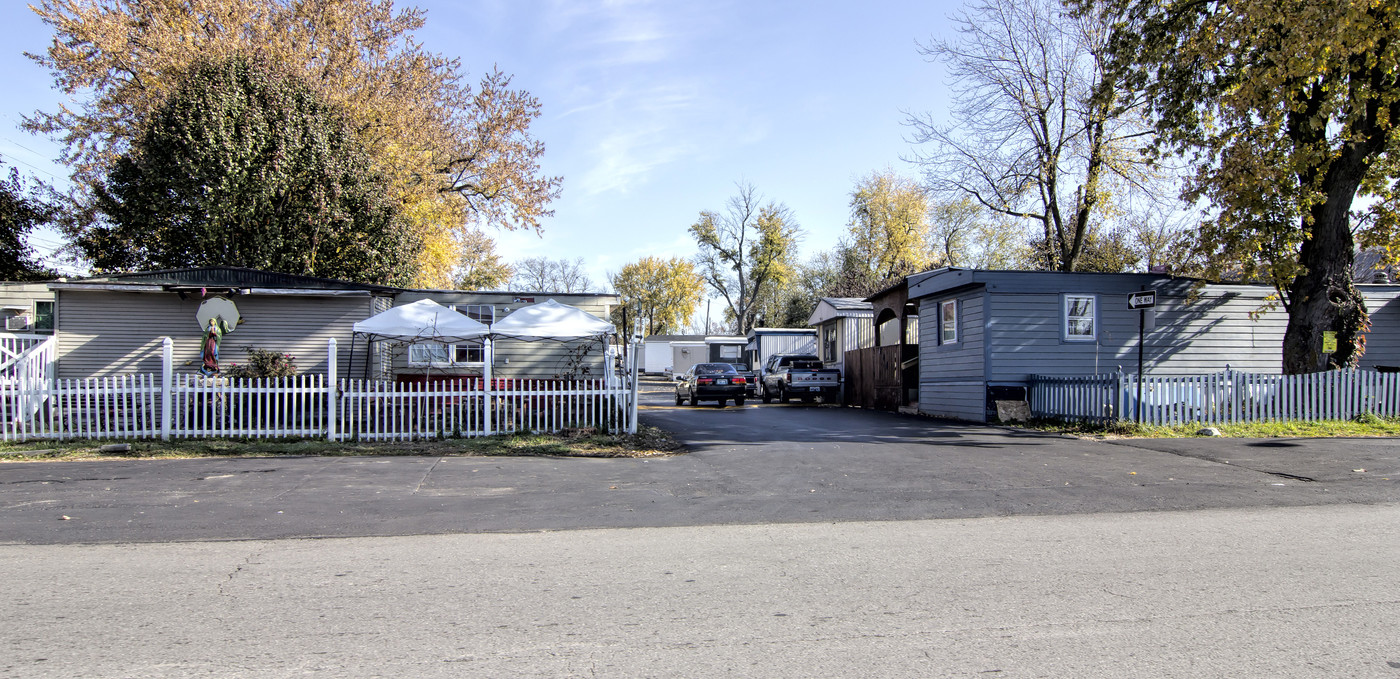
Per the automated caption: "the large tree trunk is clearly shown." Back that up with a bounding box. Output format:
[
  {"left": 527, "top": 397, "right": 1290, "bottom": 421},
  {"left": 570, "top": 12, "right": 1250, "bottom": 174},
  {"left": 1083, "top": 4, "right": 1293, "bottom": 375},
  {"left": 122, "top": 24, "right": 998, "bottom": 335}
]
[{"left": 1281, "top": 155, "right": 1369, "bottom": 374}]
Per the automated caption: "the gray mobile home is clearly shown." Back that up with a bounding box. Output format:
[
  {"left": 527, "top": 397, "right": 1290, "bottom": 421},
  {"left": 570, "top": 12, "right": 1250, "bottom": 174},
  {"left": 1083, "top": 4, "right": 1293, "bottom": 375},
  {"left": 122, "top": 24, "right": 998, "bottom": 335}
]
[
  {"left": 910, "top": 268, "right": 1400, "bottom": 422},
  {"left": 45, "top": 267, "right": 619, "bottom": 381},
  {"left": 49, "top": 268, "right": 398, "bottom": 379}
]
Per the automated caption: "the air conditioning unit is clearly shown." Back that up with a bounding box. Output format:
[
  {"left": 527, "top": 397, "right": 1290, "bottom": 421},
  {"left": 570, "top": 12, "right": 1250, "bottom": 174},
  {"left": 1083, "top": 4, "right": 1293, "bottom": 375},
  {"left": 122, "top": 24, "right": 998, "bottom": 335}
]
[{"left": 5, "top": 315, "right": 31, "bottom": 331}]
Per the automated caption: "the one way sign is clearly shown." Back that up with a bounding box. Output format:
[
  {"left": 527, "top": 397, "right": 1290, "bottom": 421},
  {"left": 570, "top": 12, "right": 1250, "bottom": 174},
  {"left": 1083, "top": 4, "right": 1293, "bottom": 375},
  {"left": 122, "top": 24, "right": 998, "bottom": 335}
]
[{"left": 1127, "top": 291, "right": 1157, "bottom": 310}]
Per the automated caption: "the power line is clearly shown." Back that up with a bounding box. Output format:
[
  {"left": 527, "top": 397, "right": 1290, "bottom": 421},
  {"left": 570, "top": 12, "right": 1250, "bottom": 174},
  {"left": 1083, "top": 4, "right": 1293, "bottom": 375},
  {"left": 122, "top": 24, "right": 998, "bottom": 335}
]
[{"left": 0, "top": 150, "right": 64, "bottom": 183}]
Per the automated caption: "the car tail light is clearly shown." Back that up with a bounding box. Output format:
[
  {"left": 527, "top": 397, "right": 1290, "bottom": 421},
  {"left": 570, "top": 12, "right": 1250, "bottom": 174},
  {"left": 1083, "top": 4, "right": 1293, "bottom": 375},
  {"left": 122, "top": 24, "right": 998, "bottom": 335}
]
[
  {"left": 697, "top": 378, "right": 713, "bottom": 385},
  {"left": 785, "top": 372, "right": 792, "bottom": 383},
  {"left": 732, "top": 377, "right": 746, "bottom": 384}
]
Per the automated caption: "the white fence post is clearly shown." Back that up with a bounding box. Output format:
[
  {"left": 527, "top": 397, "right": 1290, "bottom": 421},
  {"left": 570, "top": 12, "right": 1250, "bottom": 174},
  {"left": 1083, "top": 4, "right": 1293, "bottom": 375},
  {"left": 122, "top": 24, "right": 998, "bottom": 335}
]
[
  {"left": 160, "top": 337, "right": 172, "bottom": 440},
  {"left": 327, "top": 338, "right": 338, "bottom": 442},
  {"left": 483, "top": 338, "right": 494, "bottom": 436},
  {"left": 629, "top": 338, "right": 640, "bottom": 434}
]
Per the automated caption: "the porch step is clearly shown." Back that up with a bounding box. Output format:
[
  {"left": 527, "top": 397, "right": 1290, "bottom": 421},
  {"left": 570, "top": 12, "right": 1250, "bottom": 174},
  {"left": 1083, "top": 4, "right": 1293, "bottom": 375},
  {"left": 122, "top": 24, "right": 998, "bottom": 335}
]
[{"left": 897, "top": 403, "right": 919, "bottom": 415}]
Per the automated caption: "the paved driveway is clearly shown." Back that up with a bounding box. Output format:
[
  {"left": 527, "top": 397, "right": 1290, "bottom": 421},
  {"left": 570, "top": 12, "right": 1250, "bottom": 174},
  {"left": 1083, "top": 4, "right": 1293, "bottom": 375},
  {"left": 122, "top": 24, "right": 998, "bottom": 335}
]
[{"left": 2, "top": 388, "right": 1397, "bottom": 545}]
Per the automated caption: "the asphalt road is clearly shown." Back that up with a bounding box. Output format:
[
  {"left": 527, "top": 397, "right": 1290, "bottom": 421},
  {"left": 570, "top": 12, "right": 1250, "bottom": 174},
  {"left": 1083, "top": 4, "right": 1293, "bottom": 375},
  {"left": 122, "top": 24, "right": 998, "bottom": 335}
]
[
  {"left": 4, "top": 386, "right": 1400, "bottom": 677},
  {"left": 4, "top": 504, "right": 1398, "bottom": 678},
  {"left": 1, "top": 386, "right": 1398, "bottom": 545}
]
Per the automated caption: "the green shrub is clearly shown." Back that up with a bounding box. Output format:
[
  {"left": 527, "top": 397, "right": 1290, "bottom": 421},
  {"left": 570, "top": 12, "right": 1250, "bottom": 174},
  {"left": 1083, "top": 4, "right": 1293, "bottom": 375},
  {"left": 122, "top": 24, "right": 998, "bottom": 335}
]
[{"left": 224, "top": 348, "right": 299, "bottom": 379}]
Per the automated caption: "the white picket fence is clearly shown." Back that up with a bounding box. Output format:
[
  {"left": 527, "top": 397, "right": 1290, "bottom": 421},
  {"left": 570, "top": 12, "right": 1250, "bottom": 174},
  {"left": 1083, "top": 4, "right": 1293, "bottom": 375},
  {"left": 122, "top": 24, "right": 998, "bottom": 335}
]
[
  {"left": 339, "top": 378, "right": 629, "bottom": 441},
  {"left": 1, "top": 338, "right": 639, "bottom": 442},
  {"left": 1030, "top": 367, "right": 1400, "bottom": 426}
]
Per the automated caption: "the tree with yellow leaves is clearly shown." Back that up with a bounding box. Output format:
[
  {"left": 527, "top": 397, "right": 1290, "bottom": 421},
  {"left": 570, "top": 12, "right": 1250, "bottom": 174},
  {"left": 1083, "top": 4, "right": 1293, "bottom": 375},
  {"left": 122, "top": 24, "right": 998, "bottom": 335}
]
[
  {"left": 846, "top": 169, "right": 933, "bottom": 283},
  {"left": 453, "top": 228, "right": 514, "bottom": 291},
  {"left": 609, "top": 257, "right": 704, "bottom": 337},
  {"left": 26, "top": 0, "right": 560, "bottom": 287}
]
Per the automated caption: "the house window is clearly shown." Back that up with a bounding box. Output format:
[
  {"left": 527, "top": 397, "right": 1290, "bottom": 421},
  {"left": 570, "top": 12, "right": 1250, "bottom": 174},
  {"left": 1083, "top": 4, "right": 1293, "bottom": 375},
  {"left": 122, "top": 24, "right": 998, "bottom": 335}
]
[
  {"left": 457, "top": 304, "right": 494, "bottom": 324},
  {"left": 1064, "top": 295, "right": 1096, "bottom": 340},
  {"left": 940, "top": 300, "right": 957, "bottom": 344},
  {"left": 407, "top": 304, "right": 494, "bottom": 366},
  {"left": 33, "top": 301, "right": 54, "bottom": 332},
  {"left": 719, "top": 344, "right": 740, "bottom": 359},
  {"left": 823, "top": 324, "right": 837, "bottom": 362}
]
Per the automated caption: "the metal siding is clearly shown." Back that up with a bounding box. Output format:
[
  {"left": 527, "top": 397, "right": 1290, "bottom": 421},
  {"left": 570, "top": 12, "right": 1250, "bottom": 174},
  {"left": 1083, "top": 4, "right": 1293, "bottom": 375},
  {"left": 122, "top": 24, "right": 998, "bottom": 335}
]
[
  {"left": 917, "top": 381, "right": 986, "bottom": 422},
  {"left": 644, "top": 340, "right": 673, "bottom": 373},
  {"left": 920, "top": 292, "right": 985, "bottom": 382},
  {"left": 55, "top": 290, "right": 371, "bottom": 379},
  {"left": 1360, "top": 288, "right": 1400, "bottom": 368},
  {"left": 846, "top": 317, "right": 875, "bottom": 352},
  {"left": 986, "top": 286, "right": 1288, "bottom": 383},
  {"left": 917, "top": 291, "right": 987, "bottom": 422}
]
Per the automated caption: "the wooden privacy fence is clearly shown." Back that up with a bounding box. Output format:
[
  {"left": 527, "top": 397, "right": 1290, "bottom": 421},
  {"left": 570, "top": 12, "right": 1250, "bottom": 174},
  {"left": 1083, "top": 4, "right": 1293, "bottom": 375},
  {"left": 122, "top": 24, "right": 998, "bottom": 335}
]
[
  {"left": 844, "top": 345, "right": 903, "bottom": 410},
  {"left": 1030, "top": 367, "right": 1400, "bottom": 426},
  {"left": 2, "top": 338, "right": 639, "bottom": 442}
]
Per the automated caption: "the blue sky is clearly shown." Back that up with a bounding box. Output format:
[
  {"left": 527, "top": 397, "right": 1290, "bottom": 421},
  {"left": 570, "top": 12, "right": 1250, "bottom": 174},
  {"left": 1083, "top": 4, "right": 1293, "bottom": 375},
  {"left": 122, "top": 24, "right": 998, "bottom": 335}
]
[{"left": 0, "top": 1, "right": 956, "bottom": 287}]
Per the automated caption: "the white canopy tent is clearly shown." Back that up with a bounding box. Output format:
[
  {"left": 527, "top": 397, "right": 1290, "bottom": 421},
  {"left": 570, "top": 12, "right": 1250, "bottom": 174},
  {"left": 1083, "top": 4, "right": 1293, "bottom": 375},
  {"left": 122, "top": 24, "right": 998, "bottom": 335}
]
[
  {"left": 489, "top": 298, "right": 615, "bottom": 341},
  {"left": 344, "top": 298, "right": 637, "bottom": 433},
  {"left": 350, "top": 299, "right": 490, "bottom": 379},
  {"left": 352, "top": 299, "right": 490, "bottom": 344}
]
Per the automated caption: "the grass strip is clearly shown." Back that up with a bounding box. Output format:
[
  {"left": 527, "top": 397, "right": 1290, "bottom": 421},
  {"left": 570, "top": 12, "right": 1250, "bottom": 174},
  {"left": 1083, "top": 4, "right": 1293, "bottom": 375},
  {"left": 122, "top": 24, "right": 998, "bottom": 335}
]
[
  {"left": 0, "top": 424, "right": 685, "bottom": 462},
  {"left": 1011, "top": 414, "right": 1400, "bottom": 439}
]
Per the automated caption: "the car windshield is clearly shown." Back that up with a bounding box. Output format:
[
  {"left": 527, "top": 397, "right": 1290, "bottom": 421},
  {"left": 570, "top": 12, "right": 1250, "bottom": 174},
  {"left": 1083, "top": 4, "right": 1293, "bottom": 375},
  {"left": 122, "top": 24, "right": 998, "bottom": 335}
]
[{"left": 694, "top": 363, "right": 737, "bottom": 375}]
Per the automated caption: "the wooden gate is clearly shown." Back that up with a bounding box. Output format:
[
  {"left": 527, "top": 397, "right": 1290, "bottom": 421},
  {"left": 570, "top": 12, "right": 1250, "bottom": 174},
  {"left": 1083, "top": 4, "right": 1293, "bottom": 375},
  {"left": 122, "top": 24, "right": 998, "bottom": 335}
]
[{"left": 844, "top": 345, "right": 903, "bottom": 411}]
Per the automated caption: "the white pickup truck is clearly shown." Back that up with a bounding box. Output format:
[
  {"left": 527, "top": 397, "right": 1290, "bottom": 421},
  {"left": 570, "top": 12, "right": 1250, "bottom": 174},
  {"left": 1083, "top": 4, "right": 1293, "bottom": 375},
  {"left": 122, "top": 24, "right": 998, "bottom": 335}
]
[{"left": 759, "top": 354, "right": 842, "bottom": 404}]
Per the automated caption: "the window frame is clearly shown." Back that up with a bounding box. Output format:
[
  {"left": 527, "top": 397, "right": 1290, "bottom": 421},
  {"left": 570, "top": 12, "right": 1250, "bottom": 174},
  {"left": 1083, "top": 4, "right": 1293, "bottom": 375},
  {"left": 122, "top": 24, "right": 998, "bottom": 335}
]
[
  {"left": 406, "top": 303, "right": 495, "bottom": 367},
  {"left": 939, "top": 299, "right": 958, "bottom": 345},
  {"left": 33, "top": 300, "right": 54, "bottom": 332},
  {"left": 1063, "top": 294, "right": 1097, "bottom": 341},
  {"left": 822, "top": 324, "right": 838, "bottom": 362}
]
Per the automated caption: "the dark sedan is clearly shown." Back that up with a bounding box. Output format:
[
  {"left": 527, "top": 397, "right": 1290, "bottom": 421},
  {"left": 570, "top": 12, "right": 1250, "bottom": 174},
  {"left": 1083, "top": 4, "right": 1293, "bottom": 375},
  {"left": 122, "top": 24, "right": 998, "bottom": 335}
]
[
  {"left": 726, "top": 363, "right": 758, "bottom": 397},
  {"left": 675, "top": 363, "right": 748, "bottom": 407}
]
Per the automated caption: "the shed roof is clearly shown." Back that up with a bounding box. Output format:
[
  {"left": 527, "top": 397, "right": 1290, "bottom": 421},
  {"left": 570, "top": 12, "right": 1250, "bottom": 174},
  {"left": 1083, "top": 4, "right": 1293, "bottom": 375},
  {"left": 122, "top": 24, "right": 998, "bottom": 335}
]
[
  {"left": 807, "top": 297, "right": 874, "bottom": 326},
  {"left": 644, "top": 334, "right": 706, "bottom": 343}
]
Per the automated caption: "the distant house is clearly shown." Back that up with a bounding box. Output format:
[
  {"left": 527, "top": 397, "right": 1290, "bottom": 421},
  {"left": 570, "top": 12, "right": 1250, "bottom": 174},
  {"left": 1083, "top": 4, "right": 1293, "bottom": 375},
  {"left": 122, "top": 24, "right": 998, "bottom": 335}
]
[
  {"left": 806, "top": 297, "right": 874, "bottom": 374},
  {"left": 642, "top": 334, "right": 704, "bottom": 374},
  {"left": 33, "top": 267, "right": 618, "bottom": 381},
  {"left": 706, "top": 335, "right": 749, "bottom": 366},
  {"left": 908, "top": 268, "right": 1400, "bottom": 422},
  {"left": 744, "top": 327, "right": 818, "bottom": 371}
]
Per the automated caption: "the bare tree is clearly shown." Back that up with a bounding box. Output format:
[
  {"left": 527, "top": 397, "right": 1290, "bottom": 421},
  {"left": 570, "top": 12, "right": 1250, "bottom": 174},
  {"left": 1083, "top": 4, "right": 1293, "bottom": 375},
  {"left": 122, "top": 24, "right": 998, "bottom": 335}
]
[
  {"left": 511, "top": 256, "right": 594, "bottom": 293},
  {"left": 907, "top": 0, "right": 1155, "bottom": 272}
]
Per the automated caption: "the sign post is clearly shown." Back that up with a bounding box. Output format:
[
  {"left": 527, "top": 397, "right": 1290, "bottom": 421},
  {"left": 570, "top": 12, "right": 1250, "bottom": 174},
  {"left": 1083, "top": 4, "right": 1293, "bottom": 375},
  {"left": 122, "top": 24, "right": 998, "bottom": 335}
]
[{"left": 1128, "top": 291, "right": 1157, "bottom": 423}]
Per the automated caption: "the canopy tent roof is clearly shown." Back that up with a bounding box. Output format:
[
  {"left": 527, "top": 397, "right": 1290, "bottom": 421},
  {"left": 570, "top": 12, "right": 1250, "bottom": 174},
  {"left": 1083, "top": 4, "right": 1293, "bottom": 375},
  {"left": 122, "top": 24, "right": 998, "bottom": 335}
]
[
  {"left": 352, "top": 299, "right": 490, "bottom": 343},
  {"left": 490, "top": 299, "right": 616, "bottom": 341}
]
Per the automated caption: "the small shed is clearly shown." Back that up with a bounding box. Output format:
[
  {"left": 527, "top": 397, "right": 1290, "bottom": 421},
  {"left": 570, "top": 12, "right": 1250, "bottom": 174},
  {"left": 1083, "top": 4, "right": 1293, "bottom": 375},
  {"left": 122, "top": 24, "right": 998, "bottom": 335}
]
[{"left": 807, "top": 297, "right": 874, "bottom": 372}]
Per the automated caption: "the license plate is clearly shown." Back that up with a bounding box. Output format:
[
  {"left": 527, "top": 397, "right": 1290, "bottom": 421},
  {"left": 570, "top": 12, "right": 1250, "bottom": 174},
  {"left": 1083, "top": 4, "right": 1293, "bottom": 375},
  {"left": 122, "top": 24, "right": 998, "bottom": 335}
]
[
  {"left": 810, "top": 386, "right": 822, "bottom": 392},
  {"left": 716, "top": 379, "right": 727, "bottom": 385}
]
